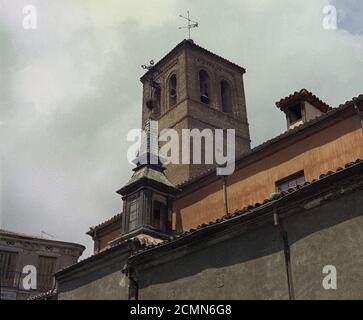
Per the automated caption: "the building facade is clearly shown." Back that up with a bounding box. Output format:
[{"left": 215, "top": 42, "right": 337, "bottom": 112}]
[
  {"left": 52, "top": 40, "right": 363, "bottom": 300},
  {"left": 0, "top": 229, "right": 84, "bottom": 300}
]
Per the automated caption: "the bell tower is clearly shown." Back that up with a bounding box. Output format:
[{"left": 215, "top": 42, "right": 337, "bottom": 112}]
[{"left": 141, "top": 40, "right": 251, "bottom": 185}]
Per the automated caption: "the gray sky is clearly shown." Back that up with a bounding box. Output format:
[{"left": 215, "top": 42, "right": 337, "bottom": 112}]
[{"left": 1, "top": 0, "right": 363, "bottom": 258}]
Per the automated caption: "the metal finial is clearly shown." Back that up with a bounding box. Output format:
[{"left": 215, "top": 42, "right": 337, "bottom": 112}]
[
  {"left": 141, "top": 60, "right": 160, "bottom": 89},
  {"left": 179, "top": 10, "right": 199, "bottom": 40},
  {"left": 142, "top": 60, "right": 155, "bottom": 71}
]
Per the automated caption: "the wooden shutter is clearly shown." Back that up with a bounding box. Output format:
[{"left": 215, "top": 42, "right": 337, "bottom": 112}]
[
  {"left": 0, "top": 250, "right": 18, "bottom": 288},
  {"left": 37, "top": 256, "right": 56, "bottom": 291}
]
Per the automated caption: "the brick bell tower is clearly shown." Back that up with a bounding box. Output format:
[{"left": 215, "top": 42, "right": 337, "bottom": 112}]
[{"left": 140, "top": 40, "right": 251, "bottom": 186}]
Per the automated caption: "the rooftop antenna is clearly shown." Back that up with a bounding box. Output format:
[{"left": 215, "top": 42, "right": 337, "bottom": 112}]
[{"left": 179, "top": 10, "right": 199, "bottom": 40}]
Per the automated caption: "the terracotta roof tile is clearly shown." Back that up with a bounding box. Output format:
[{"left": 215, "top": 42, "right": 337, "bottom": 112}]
[
  {"left": 28, "top": 289, "right": 56, "bottom": 300},
  {"left": 55, "top": 236, "right": 151, "bottom": 276},
  {"left": 0, "top": 229, "right": 46, "bottom": 241},
  {"left": 0, "top": 229, "right": 84, "bottom": 251},
  {"left": 276, "top": 88, "right": 332, "bottom": 113},
  {"left": 87, "top": 213, "right": 122, "bottom": 235}
]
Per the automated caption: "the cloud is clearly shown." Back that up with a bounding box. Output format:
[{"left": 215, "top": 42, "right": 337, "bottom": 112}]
[
  {"left": 333, "top": 0, "right": 363, "bottom": 35},
  {"left": 1, "top": 0, "right": 363, "bottom": 257}
]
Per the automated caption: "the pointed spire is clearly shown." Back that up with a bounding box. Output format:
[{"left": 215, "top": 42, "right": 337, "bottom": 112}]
[
  {"left": 118, "top": 117, "right": 179, "bottom": 197},
  {"left": 133, "top": 117, "right": 163, "bottom": 168}
]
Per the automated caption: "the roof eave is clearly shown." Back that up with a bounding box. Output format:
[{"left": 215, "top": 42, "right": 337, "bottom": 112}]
[{"left": 140, "top": 39, "right": 246, "bottom": 83}]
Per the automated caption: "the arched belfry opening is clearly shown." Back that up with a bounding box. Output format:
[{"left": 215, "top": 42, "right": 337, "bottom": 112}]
[
  {"left": 199, "top": 70, "right": 210, "bottom": 105},
  {"left": 221, "top": 80, "right": 232, "bottom": 114},
  {"left": 169, "top": 74, "right": 177, "bottom": 108},
  {"left": 151, "top": 195, "right": 168, "bottom": 232}
]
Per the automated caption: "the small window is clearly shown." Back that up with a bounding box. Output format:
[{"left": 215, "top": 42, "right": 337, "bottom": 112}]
[
  {"left": 288, "top": 103, "right": 302, "bottom": 124},
  {"left": 146, "top": 86, "right": 161, "bottom": 114},
  {"left": 37, "top": 256, "right": 56, "bottom": 291},
  {"left": 221, "top": 80, "right": 232, "bottom": 114},
  {"left": 276, "top": 171, "right": 305, "bottom": 192},
  {"left": 199, "top": 70, "right": 210, "bottom": 104},
  {"left": 0, "top": 250, "right": 18, "bottom": 288},
  {"left": 152, "top": 201, "right": 167, "bottom": 232},
  {"left": 128, "top": 198, "right": 139, "bottom": 231},
  {"left": 169, "top": 74, "right": 177, "bottom": 107}
]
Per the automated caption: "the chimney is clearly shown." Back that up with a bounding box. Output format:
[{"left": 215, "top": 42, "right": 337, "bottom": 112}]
[{"left": 276, "top": 89, "right": 331, "bottom": 130}]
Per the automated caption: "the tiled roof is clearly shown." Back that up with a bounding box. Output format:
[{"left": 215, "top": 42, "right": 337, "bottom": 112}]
[
  {"left": 0, "top": 229, "right": 46, "bottom": 241},
  {"left": 276, "top": 88, "right": 332, "bottom": 113},
  {"left": 119, "top": 165, "right": 176, "bottom": 194},
  {"left": 55, "top": 236, "right": 149, "bottom": 277},
  {"left": 131, "top": 159, "right": 363, "bottom": 258},
  {"left": 87, "top": 213, "right": 122, "bottom": 235},
  {"left": 140, "top": 39, "right": 246, "bottom": 82},
  {"left": 28, "top": 289, "right": 56, "bottom": 301},
  {"left": 177, "top": 92, "right": 363, "bottom": 188},
  {"left": 0, "top": 229, "right": 85, "bottom": 250}
]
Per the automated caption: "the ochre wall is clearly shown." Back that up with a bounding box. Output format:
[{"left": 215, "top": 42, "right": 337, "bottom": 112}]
[
  {"left": 95, "top": 220, "right": 122, "bottom": 253},
  {"left": 174, "top": 115, "right": 363, "bottom": 231}
]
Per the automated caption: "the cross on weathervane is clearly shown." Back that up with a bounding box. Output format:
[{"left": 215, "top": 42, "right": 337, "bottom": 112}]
[{"left": 179, "top": 11, "right": 199, "bottom": 40}]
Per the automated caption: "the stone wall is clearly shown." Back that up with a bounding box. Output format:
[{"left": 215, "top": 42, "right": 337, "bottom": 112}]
[
  {"left": 135, "top": 177, "right": 363, "bottom": 300},
  {"left": 138, "top": 223, "right": 289, "bottom": 300},
  {"left": 285, "top": 189, "right": 363, "bottom": 299},
  {"left": 57, "top": 245, "right": 130, "bottom": 300}
]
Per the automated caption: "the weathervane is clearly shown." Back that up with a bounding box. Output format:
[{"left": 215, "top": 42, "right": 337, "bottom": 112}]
[{"left": 179, "top": 10, "right": 199, "bottom": 40}]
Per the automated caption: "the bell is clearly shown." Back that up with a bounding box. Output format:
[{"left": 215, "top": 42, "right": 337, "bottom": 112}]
[
  {"left": 146, "top": 98, "right": 154, "bottom": 111},
  {"left": 170, "top": 89, "right": 176, "bottom": 98},
  {"left": 200, "top": 94, "right": 209, "bottom": 104}
]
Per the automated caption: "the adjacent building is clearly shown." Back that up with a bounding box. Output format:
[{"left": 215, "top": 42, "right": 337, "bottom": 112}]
[{"left": 0, "top": 229, "right": 84, "bottom": 300}]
